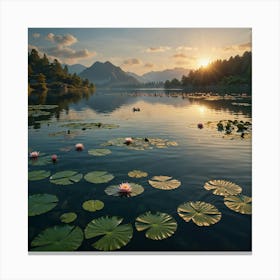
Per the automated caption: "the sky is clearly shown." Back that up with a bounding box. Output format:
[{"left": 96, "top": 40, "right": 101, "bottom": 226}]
[{"left": 28, "top": 28, "right": 251, "bottom": 75}]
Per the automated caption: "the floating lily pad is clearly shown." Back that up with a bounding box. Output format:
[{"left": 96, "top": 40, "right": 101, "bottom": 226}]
[
  {"left": 177, "top": 201, "right": 222, "bottom": 226},
  {"left": 101, "top": 137, "right": 178, "bottom": 151},
  {"left": 105, "top": 183, "right": 144, "bottom": 197},
  {"left": 28, "top": 154, "right": 52, "bottom": 166},
  {"left": 61, "top": 122, "right": 119, "bottom": 130},
  {"left": 28, "top": 110, "right": 51, "bottom": 117},
  {"left": 28, "top": 170, "right": 51, "bottom": 181},
  {"left": 128, "top": 170, "right": 148, "bottom": 178},
  {"left": 224, "top": 194, "right": 252, "bottom": 214},
  {"left": 28, "top": 194, "right": 58, "bottom": 216},
  {"left": 60, "top": 212, "right": 77, "bottom": 223},
  {"left": 82, "top": 200, "right": 104, "bottom": 212},
  {"left": 28, "top": 105, "right": 58, "bottom": 110},
  {"left": 31, "top": 225, "right": 83, "bottom": 251},
  {"left": 204, "top": 180, "right": 242, "bottom": 196},
  {"left": 88, "top": 149, "right": 112, "bottom": 156},
  {"left": 135, "top": 212, "right": 177, "bottom": 240},
  {"left": 50, "top": 171, "right": 83, "bottom": 185},
  {"left": 148, "top": 176, "right": 181, "bottom": 190},
  {"left": 84, "top": 216, "right": 133, "bottom": 251},
  {"left": 84, "top": 171, "right": 114, "bottom": 184}
]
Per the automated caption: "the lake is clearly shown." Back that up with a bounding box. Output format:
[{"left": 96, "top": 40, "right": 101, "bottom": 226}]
[{"left": 28, "top": 89, "right": 252, "bottom": 252}]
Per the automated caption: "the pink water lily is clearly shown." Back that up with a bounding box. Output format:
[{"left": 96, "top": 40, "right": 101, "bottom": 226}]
[
  {"left": 30, "top": 151, "right": 39, "bottom": 159},
  {"left": 118, "top": 182, "right": 132, "bottom": 194},
  {"left": 75, "top": 143, "right": 84, "bottom": 151},
  {"left": 124, "top": 137, "right": 133, "bottom": 145},
  {"left": 51, "top": 154, "right": 58, "bottom": 162}
]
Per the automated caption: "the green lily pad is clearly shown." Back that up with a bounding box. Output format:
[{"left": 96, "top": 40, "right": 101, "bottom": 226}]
[
  {"left": 105, "top": 183, "right": 144, "bottom": 197},
  {"left": 148, "top": 176, "right": 181, "bottom": 190},
  {"left": 224, "top": 194, "right": 252, "bottom": 214},
  {"left": 61, "top": 122, "right": 119, "bottom": 130},
  {"left": 84, "top": 216, "right": 133, "bottom": 251},
  {"left": 50, "top": 171, "right": 83, "bottom": 185},
  {"left": 28, "top": 105, "right": 59, "bottom": 110},
  {"left": 84, "top": 171, "right": 114, "bottom": 184},
  {"left": 88, "top": 149, "right": 112, "bottom": 156},
  {"left": 101, "top": 137, "right": 178, "bottom": 151},
  {"left": 135, "top": 212, "right": 177, "bottom": 240},
  {"left": 60, "top": 212, "right": 77, "bottom": 223},
  {"left": 177, "top": 201, "right": 222, "bottom": 226},
  {"left": 28, "top": 170, "right": 51, "bottom": 181},
  {"left": 28, "top": 154, "right": 52, "bottom": 166},
  {"left": 28, "top": 194, "right": 58, "bottom": 216},
  {"left": 204, "top": 180, "right": 242, "bottom": 196},
  {"left": 82, "top": 200, "right": 104, "bottom": 212},
  {"left": 128, "top": 170, "right": 148, "bottom": 178},
  {"left": 31, "top": 225, "right": 83, "bottom": 251}
]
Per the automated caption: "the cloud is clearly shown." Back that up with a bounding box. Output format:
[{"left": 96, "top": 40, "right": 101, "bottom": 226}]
[
  {"left": 144, "top": 63, "right": 154, "bottom": 68},
  {"left": 146, "top": 46, "right": 170, "bottom": 53},
  {"left": 176, "top": 46, "right": 197, "bottom": 51},
  {"left": 238, "top": 42, "right": 251, "bottom": 50},
  {"left": 173, "top": 53, "right": 187, "bottom": 58},
  {"left": 123, "top": 58, "right": 141, "bottom": 65},
  {"left": 46, "top": 33, "right": 78, "bottom": 46},
  {"left": 223, "top": 42, "right": 251, "bottom": 52},
  {"left": 32, "top": 33, "right": 40, "bottom": 38},
  {"left": 45, "top": 46, "right": 95, "bottom": 59}
]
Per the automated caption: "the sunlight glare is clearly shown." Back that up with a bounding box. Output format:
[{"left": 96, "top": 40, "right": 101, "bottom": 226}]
[{"left": 198, "top": 58, "right": 210, "bottom": 68}]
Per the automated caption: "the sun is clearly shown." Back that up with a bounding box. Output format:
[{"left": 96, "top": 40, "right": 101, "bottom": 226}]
[{"left": 198, "top": 58, "right": 210, "bottom": 68}]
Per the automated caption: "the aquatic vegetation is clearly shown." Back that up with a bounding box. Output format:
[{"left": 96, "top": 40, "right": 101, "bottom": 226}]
[
  {"left": 105, "top": 183, "right": 144, "bottom": 197},
  {"left": 75, "top": 143, "right": 84, "bottom": 151},
  {"left": 135, "top": 212, "right": 177, "bottom": 240},
  {"left": 128, "top": 170, "right": 148, "bottom": 178},
  {"left": 30, "top": 151, "right": 40, "bottom": 159},
  {"left": 84, "top": 171, "right": 114, "bottom": 184},
  {"left": 148, "top": 176, "right": 181, "bottom": 190},
  {"left": 124, "top": 137, "right": 133, "bottom": 145},
  {"left": 88, "top": 148, "right": 111, "bottom": 156},
  {"left": 60, "top": 212, "right": 77, "bottom": 223},
  {"left": 48, "top": 130, "right": 80, "bottom": 139},
  {"left": 204, "top": 179, "right": 242, "bottom": 196},
  {"left": 28, "top": 170, "right": 51, "bottom": 181},
  {"left": 50, "top": 170, "right": 83, "bottom": 185},
  {"left": 31, "top": 225, "right": 83, "bottom": 251},
  {"left": 224, "top": 194, "right": 252, "bottom": 214},
  {"left": 101, "top": 137, "right": 178, "bottom": 151},
  {"left": 177, "top": 201, "right": 222, "bottom": 226},
  {"left": 51, "top": 154, "right": 58, "bottom": 163},
  {"left": 28, "top": 153, "right": 52, "bottom": 166},
  {"left": 28, "top": 110, "right": 51, "bottom": 118},
  {"left": 84, "top": 216, "right": 133, "bottom": 251},
  {"left": 82, "top": 200, "right": 104, "bottom": 212},
  {"left": 28, "top": 105, "right": 59, "bottom": 110},
  {"left": 232, "top": 102, "right": 251, "bottom": 107},
  {"left": 61, "top": 122, "right": 119, "bottom": 130},
  {"left": 28, "top": 194, "right": 58, "bottom": 216}
]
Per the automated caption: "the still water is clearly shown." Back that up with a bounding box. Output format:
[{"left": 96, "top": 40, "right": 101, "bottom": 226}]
[{"left": 28, "top": 89, "right": 252, "bottom": 251}]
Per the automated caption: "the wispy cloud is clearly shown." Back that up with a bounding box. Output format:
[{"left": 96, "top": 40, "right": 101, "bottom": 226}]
[
  {"left": 173, "top": 53, "right": 187, "bottom": 58},
  {"left": 123, "top": 58, "right": 141, "bottom": 65},
  {"left": 146, "top": 46, "right": 170, "bottom": 53},
  {"left": 222, "top": 42, "right": 251, "bottom": 52},
  {"left": 32, "top": 33, "right": 40, "bottom": 39},
  {"left": 176, "top": 46, "right": 197, "bottom": 51},
  {"left": 144, "top": 63, "right": 154, "bottom": 68},
  {"left": 46, "top": 33, "right": 78, "bottom": 46},
  {"left": 45, "top": 46, "right": 95, "bottom": 59}
]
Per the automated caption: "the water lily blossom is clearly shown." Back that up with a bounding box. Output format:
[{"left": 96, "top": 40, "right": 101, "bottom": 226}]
[
  {"left": 51, "top": 154, "right": 58, "bottom": 162},
  {"left": 197, "top": 123, "right": 203, "bottom": 129},
  {"left": 75, "top": 143, "right": 84, "bottom": 151},
  {"left": 30, "top": 151, "right": 40, "bottom": 159},
  {"left": 118, "top": 182, "right": 132, "bottom": 195},
  {"left": 124, "top": 137, "right": 133, "bottom": 145}
]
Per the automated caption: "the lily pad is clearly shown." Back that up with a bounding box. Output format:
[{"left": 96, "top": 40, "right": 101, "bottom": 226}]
[
  {"left": 28, "top": 154, "right": 52, "bottom": 166},
  {"left": 224, "top": 194, "right": 252, "bottom": 214},
  {"left": 60, "top": 212, "right": 77, "bottom": 223},
  {"left": 148, "top": 176, "right": 181, "bottom": 190},
  {"left": 204, "top": 180, "right": 242, "bottom": 196},
  {"left": 177, "top": 201, "right": 222, "bottom": 226},
  {"left": 31, "top": 225, "right": 83, "bottom": 251},
  {"left": 84, "top": 216, "right": 133, "bottom": 251},
  {"left": 82, "top": 200, "right": 104, "bottom": 212},
  {"left": 28, "top": 194, "right": 58, "bottom": 216},
  {"left": 84, "top": 171, "right": 114, "bottom": 184},
  {"left": 128, "top": 170, "right": 148, "bottom": 178},
  {"left": 105, "top": 183, "right": 144, "bottom": 197},
  {"left": 88, "top": 149, "right": 112, "bottom": 156},
  {"left": 28, "top": 170, "right": 51, "bottom": 181},
  {"left": 61, "top": 122, "right": 119, "bottom": 130},
  {"left": 101, "top": 137, "right": 178, "bottom": 151},
  {"left": 50, "top": 170, "right": 83, "bottom": 185},
  {"left": 135, "top": 212, "right": 177, "bottom": 240},
  {"left": 28, "top": 105, "right": 58, "bottom": 110},
  {"left": 28, "top": 110, "right": 51, "bottom": 117}
]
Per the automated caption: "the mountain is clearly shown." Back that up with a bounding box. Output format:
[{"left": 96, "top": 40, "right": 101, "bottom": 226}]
[
  {"left": 142, "top": 67, "right": 190, "bottom": 82},
  {"left": 64, "top": 64, "right": 87, "bottom": 74},
  {"left": 126, "top": 72, "right": 148, "bottom": 83},
  {"left": 79, "top": 61, "right": 139, "bottom": 87}
]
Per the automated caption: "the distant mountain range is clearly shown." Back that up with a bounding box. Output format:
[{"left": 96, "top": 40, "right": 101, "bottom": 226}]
[{"left": 68, "top": 61, "right": 190, "bottom": 87}]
